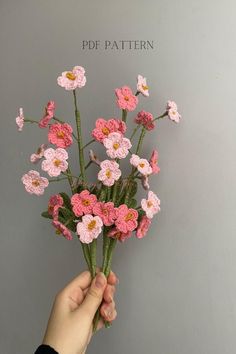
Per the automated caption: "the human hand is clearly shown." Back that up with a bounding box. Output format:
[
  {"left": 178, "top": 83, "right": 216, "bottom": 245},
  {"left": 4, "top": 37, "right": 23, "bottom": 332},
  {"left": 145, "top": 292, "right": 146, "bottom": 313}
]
[{"left": 42, "top": 270, "right": 118, "bottom": 354}]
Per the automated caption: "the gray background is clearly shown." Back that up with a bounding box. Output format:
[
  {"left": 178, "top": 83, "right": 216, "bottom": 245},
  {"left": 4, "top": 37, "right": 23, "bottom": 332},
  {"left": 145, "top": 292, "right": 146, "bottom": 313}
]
[{"left": 1, "top": 0, "right": 236, "bottom": 353}]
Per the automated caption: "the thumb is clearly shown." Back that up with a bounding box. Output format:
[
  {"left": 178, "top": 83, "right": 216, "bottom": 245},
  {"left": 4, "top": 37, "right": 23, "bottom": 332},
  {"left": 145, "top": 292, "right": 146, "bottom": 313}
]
[{"left": 79, "top": 272, "right": 107, "bottom": 320}]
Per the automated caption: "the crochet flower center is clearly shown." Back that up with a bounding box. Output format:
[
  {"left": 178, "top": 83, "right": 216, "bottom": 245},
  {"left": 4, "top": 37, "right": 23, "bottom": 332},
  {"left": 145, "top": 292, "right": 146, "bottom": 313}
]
[
  {"left": 87, "top": 220, "right": 96, "bottom": 230},
  {"left": 142, "top": 85, "right": 149, "bottom": 91},
  {"left": 139, "top": 162, "right": 145, "bottom": 168},
  {"left": 147, "top": 201, "right": 153, "bottom": 208},
  {"left": 102, "top": 208, "right": 108, "bottom": 216},
  {"left": 106, "top": 169, "right": 111, "bottom": 178},
  {"left": 124, "top": 96, "right": 129, "bottom": 101},
  {"left": 32, "top": 179, "right": 40, "bottom": 187},
  {"left": 66, "top": 72, "right": 76, "bottom": 81},
  {"left": 53, "top": 159, "right": 61, "bottom": 167},
  {"left": 102, "top": 127, "right": 110, "bottom": 135},
  {"left": 82, "top": 199, "right": 90, "bottom": 206},
  {"left": 125, "top": 212, "right": 134, "bottom": 221},
  {"left": 57, "top": 131, "right": 65, "bottom": 138},
  {"left": 113, "top": 143, "right": 120, "bottom": 150}
]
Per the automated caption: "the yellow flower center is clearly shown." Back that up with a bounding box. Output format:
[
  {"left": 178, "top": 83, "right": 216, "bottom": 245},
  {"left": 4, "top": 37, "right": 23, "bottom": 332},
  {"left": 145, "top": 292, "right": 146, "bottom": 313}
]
[
  {"left": 48, "top": 205, "right": 53, "bottom": 214},
  {"left": 32, "top": 179, "right": 40, "bottom": 187},
  {"left": 66, "top": 72, "right": 76, "bottom": 81},
  {"left": 88, "top": 220, "right": 96, "bottom": 231},
  {"left": 55, "top": 229, "right": 61, "bottom": 235},
  {"left": 102, "top": 127, "right": 110, "bottom": 135},
  {"left": 147, "top": 201, "right": 153, "bottom": 208},
  {"left": 54, "top": 159, "right": 61, "bottom": 167},
  {"left": 106, "top": 169, "right": 111, "bottom": 178},
  {"left": 113, "top": 142, "right": 120, "bottom": 150},
  {"left": 139, "top": 162, "right": 145, "bottom": 168},
  {"left": 125, "top": 212, "right": 134, "bottom": 221},
  {"left": 124, "top": 96, "right": 129, "bottom": 101},
  {"left": 82, "top": 199, "right": 90, "bottom": 206},
  {"left": 102, "top": 208, "right": 108, "bottom": 216},
  {"left": 142, "top": 85, "right": 149, "bottom": 90},
  {"left": 172, "top": 111, "right": 176, "bottom": 115},
  {"left": 36, "top": 147, "right": 42, "bottom": 155},
  {"left": 57, "top": 130, "right": 65, "bottom": 138}
]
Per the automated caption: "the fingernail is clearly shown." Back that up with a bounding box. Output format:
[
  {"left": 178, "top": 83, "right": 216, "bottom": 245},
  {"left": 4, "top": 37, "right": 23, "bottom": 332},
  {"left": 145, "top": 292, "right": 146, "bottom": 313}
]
[
  {"left": 95, "top": 272, "right": 106, "bottom": 288},
  {"left": 104, "top": 308, "right": 113, "bottom": 318},
  {"left": 116, "top": 277, "right": 120, "bottom": 285}
]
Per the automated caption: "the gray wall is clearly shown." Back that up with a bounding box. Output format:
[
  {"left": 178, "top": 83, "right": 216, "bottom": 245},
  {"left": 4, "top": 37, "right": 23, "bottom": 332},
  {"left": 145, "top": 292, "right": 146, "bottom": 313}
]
[{"left": 1, "top": 1, "right": 236, "bottom": 353}]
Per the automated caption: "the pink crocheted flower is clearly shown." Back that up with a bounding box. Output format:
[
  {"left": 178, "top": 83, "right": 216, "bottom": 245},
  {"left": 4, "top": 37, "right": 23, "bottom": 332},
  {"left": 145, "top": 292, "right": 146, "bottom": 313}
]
[
  {"left": 108, "top": 227, "right": 132, "bottom": 243},
  {"left": 137, "top": 75, "right": 149, "bottom": 97},
  {"left": 149, "top": 150, "right": 160, "bottom": 174},
  {"left": 135, "top": 110, "right": 155, "bottom": 131},
  {"left": 41, "top": 148, "right": 68, "bottom": 177},
  {"left": 92, "top": 118, "right": 126, "bottom": 143},
  {"left": 48, "top": 123, "right": 73, "bottom": 148},
  {"left": 98, "top": 160, "right": 121, "bottom": 187},
  {"left": 93, "top": 201, "right": 117, "bottom": 226},
  {"left": 76, "top": 214, "right": 103, "bottom": 244},
  {"left": 38, "top": 101, "right": 55, "bottom": 128},
  {"left": 103, "top": 132, "right": 131, "bottom": 159},
  {"left": 52, "top": 220, "right": 72, "bottom": 240},
  {"left": 71, "top": 190, "right": 97, "bottom": 217},
  {"left": 57, "top": 66, "right": 86, "bottom": 90},
  {"left": 166, "top": 101, "right": 181, "bottom": 123},
  {"left": 115, "top": 204, "right": 138, "bottom": 233},
  {"left": 30, "top": 144, "right": 47, "bottom": 164},
  {"left": 130, "top": 154, "right": 152, "bottom": 176},
  {"left": 115, "top": 86, "right": 138, "bottom": 111},
  {"left": 141, "top": 191, "right": 160, "bottom": 219},
  {"left": 21, "top": 170, "right": 49, "bottom": 196},
  {"left": 16, "top": 108, "right": 24, "bottom": 131},
  {"left": 48, "top": 194, "right": 64, "bottom": 216},
  {"left": 136, "top": 216, "right": 151, "bottom": 239}
]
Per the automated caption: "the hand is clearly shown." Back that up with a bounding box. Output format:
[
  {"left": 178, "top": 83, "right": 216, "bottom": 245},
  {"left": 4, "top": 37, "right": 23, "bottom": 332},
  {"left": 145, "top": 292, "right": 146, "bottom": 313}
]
[{"left": 42, "top": 270, "right": 118, "bottom": 354}]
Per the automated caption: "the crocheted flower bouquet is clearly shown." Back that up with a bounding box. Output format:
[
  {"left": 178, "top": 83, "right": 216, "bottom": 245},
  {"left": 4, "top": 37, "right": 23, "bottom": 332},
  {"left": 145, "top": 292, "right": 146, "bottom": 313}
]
[{"left": 16, "top": 66, "right": 181, "bottom": 330}]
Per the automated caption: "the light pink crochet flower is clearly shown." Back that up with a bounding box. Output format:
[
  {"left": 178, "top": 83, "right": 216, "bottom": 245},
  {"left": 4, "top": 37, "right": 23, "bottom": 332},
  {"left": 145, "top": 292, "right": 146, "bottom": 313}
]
[
  {"left": 115, "top": 86, "right": 138, "bottom": 111},
  {"left": 16, "top": 108, "right": 24, "bottom": 131},
  {"left": 21, "top": 170, "right": 49, "bottom": 196},
  {"left": 130, "top": 154, "right": 152, "bottom": 176},
  {"left": 48, "top": 123, "right": 73, "bottom": 148},
  {"left": 141, "top": 191, "right": 160, "bottom": 219},
  {"left": 98, "top": 160, "right": 121, "bottom": 187},
  {"left": 92, "top": 118, "right": 126, "bottom": 143},
  {"left": 103, "top": 132, "right": 131, "bottom": 159},
  {"left": 93, "top": 201, "right": 117, "bottom": 226},
  {"left": 57, "top": 66, "right": 86, "bottom": 90},
  {"left": 38, "top": 101, "right": 55, "bottom": 128},
  {"left": 136, "top": 216, "right": 151, "bottom": 239},
  {"left": 30, "top": 144, "right": 47, "bottom": 164},
  {"left": 52, "top": 220, "right": 72, "bottom": 240},
  {"left": 137, "top": 75, "right": 149, "bottom": 97},
  {"left": 108, "top": 227, "right": 132, "bottom": 243},
  {"left": 115, "top": 204, "right": 138, "bottom": 233},
  {"left": 48, "top": 194, "right": 64, "bottom": 216},
  {"left": 41, "top": 148, "right": 68, "bottom": 177},
  {"left": 149, "top": 150, "right": 160, "bottom": 174},
  {"left": 71, "top": 190, "right": 97, "bottom": 217},
  {"left": 135, "top": 110, "right": 155, "bottom": 130},
  {"left": 166, "top": 101, "right": 181, "bottom": 123},
  {"left": 76, "top": 214, "right": 103, "bottom": 244}
]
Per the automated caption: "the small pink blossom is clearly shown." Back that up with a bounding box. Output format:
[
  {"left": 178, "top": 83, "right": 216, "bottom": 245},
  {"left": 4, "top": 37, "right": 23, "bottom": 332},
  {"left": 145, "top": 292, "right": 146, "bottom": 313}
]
[
  {"left": 21, "top": 170, "right": 49, "bottom": 196},
  {"left": 166, "top": 101, "right": 181, "bottom": 123},
  {"left": 71, "top": 190, "right": 97, "bottom": 217},
  {"left": 149, "top": 150, "right": 160, "bottom": 174},
  {"left": 115, "top": 86, "right": 138, "bottom": 111},
  {"left": 76, "top": 214, "right": 103, "bottom": 244},
  {"left": 48, "top": 194, "right": 63, "bottom": 216},
  {"left": 38, "top": 101, "right": 56, "bottom": 128},
  {"left": 135, "top": 110, "right": 155, "bottom": 130},
  {"left": 52, "top": 220, "right": 72, "bottom": 240},
  {"left": 92, "top": 118, "right": 126, "bottom": 143},
  {"left": 108, "top": 227, "right": 132, "bottom": 243},
  {"left": 16, "top": 108, "right": 24, "bottom": 131},
  {"left": 57, "top": 66, "right": 86, "bottom": 90},
  {"left": 136, "top": 216, "right": 151, "bottom": 239},
  {"left": 41, "top": 148, "right": 68, "bottom": 177},
  {"left": 48, "top": 122, "right": 73, "bottom": 148},
  {"left": 30, "top": 144, "right": 47, "bottom": 164},
  {"left": 130, "top": 154, "right": 152, "bottom": 176},
  {"left": 115, "top": 204, "right": 138, "bottom": 233},
  {"left": 141, "top": 191, "right": 160, "bottom": 219},
  {"left": 98, "top": 160, "right": 121, "bottom": 187},
  {"left": 137, "top": 75, "right": 149, "bottom": 97},
  {"left": 93, "top": 201, "right": 117, "bottom": 226},
  {"left": 103, "top": 132, "right": 131, "bottom": 159}
]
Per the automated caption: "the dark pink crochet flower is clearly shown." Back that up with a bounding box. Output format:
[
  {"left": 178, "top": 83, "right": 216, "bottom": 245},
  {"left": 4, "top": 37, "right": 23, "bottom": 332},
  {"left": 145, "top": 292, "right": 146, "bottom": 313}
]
[
  {"left": 93, "top": 201, "right": 117, "bottom": 226},
  {"left": 135, "top": 110, "right": 155, "bottom": 131},
  {"left": 92, "top": 118, "right": 126, "bottom": 143},
  {"left": 136, "top": 216, "right": 151, "bottom": 239},
  {"left": 115, "top": 86, "right": 138, "bottom": 111},
  {"left": 38, "top": 101, "right": 56, "bottom": 128},
  {"left": 52, "top": 220, "right": 72, "bottom": 240},
  {"left": 71, "top": 190, "right": 97, "bottom": 217},
  {"left": 149, "top": 150, "right": 160, "bottom": 174},
  {"left": 115, "top": 204, "right": 138, "bottom": 233},
  {"left": 48, "top": 122, "right": 73, "bottom": 148},
  {"left": 108, "top": 227, "right": 132, "bottom": 243},
  {"left": 48, "top": 194, "right": 63, "bottom": 216}
]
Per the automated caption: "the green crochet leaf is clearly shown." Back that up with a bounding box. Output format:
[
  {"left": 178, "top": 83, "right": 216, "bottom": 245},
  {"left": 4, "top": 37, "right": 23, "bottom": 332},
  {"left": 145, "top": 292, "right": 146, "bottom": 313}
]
[
  {"left": 59, "top": 192, "right": 72, "bottom": 209},
  {"left": 41, "top": 211, "right": 52, "bottom": 219},
  {"left": 128, "top": 198, "right": 137, "bottom": 209}
]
